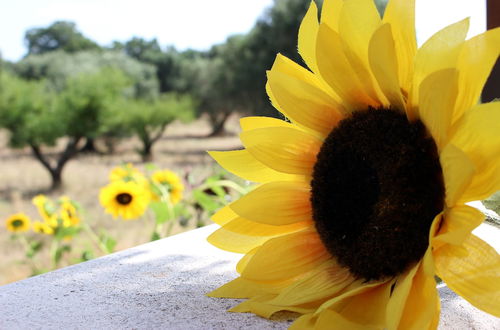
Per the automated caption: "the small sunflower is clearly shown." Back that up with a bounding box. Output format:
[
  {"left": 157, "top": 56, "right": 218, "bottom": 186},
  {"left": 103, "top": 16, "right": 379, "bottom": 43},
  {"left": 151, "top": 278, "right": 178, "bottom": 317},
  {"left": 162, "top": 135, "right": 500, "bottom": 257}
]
[
  {"left": 208, "top": 0, "right": 500, "bottom": 328},
  {"left": 32, "top": 194, "right": 55, "bottom": 222},
  {"left": 109, "top": 163, "right": 146, "bottom": 183},
  {"left": 99, "top": 180, "right": 150, "bottom": 220},
  {"left": 5, "top": 213, "right": 31, "bottom": 233},
  {"left": 59, "top": 199, "right": 81, "bottom": 226},
  {"left": 151, "top": 170, "right": 185, "bottom": 204},
  {"left": 33, "top": 222, "right": 55, "bottom": 235}
]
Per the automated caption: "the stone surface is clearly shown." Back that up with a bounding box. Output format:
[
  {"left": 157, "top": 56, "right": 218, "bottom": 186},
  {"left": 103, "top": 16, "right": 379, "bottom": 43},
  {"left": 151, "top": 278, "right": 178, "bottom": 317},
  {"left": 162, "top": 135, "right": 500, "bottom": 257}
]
[{"left": 0, "top": 223, "right": 498, "bottom": 329}]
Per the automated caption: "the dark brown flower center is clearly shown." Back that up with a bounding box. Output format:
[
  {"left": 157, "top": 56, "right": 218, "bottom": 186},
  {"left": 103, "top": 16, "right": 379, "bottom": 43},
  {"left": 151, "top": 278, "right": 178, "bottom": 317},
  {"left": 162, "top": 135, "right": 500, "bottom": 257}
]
[
  {"left": 12, "top": 219, "right": 24, "bottom": 228},
  {"left": 311, "top": 108, "right": 445, "bottom": 280},
  {"left": 116, "top": 193, "right": 133, "bottom": 205}
]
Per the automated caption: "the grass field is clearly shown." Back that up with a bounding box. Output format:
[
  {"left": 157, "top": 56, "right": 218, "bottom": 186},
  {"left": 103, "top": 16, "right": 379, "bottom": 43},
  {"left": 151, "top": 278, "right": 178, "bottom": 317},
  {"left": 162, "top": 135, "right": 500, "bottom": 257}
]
[{"left": 0, "top": 115, "right": 243, "bottom": 285}]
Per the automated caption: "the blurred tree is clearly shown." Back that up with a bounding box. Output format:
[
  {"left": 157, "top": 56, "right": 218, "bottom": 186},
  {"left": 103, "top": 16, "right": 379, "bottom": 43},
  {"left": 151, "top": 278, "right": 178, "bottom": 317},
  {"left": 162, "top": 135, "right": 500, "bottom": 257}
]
[
  {"left": 25, "top": 21, "right": 100, "bottom": 55},
  {"left": 0, "top": 70, "right": 129, "bottom": 189},
  {"left": 110, "top": 93, "right": 196, "bottom": 161}
]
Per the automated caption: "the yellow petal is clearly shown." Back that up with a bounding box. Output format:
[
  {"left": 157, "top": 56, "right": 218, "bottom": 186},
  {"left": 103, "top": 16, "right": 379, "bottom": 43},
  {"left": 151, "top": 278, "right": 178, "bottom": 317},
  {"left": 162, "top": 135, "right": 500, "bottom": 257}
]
[
  {"left": 410, "top": 18, "right": 469, "bottom": 116},
  {"left": 315, "top": 309, "right": 377, "bottom": 330},
  {"left": 209, "top": 150, "right": 299, "bottom": 183},
  {"left": 229, "top": 181, "right": 311, "bottom": 225},
  {"left": 207, "top": 227, "right": 269, "bottom": 253},
  {"left": 298, "top": 1, "right": 319, "bottom": 73},
  {"left": 449, "top": 102, "right": 500, "bottom": 202},
  {"left": 269, "top": 260, "right": 354, "bottom": 306},
  {"left": 211, "top": 204, "right": 237, "bottom": 226},
  {"left": 236, "top": 246, "right": 257, "bottom": 274},
  {"left": 316, "top": 23, "right": 373, "bottom": 109},
  {"left": 397, "top": 260, "right": 440, "bottom": 329},
  {"left": 418, "top": 69, "right": 458, "bottom": 149},
  {"left": 338, "top": 0, "right": 387, "bottom": 107},
  {"left": 207, "top": 277, "right": 291, "bottom": 298},
  {"left": 382, "top": 0, "right": 416, "bottom": 93},
  {"left": 368, "top": 23, "right": 405, "bottom": 111},
  {"left": 321, "top": 0, "right": 343, "bottom": 32},
  {"left": 240, "top": 126, "right": 321, "bottom": 175},
  {"left": 222, "top": 216, "right": 310, "bottom": 237},
  {"left": 290, "top": 313, "right": 316, "bottom": 330},
  {"left": 239, "top": 116, "right": 293, "bottom": 131},
  {"left": 433, "top": 205, "right": 484, "bottom": 248},
  {"left": 241, "top": 229, "right": 329, "bottom": 282},
  {"left": 440, "top": 144, "right": 475, "bottom": 207},
  {"left": 386, "top": 265, "right": 419, "bottom": 330},
  {"left": 435, "top": 234, "right": 500, "bottom": 317},
  {"left": 454, "top": 27, "right": 500, "bottom": 123},
  {"left": 267, "top": 69, "right": 343, "bottom": 138}
]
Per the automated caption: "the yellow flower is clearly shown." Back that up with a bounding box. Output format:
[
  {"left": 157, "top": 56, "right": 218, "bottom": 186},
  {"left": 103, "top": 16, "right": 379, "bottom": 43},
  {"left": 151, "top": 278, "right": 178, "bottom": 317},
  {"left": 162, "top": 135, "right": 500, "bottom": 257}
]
[
  {"left": 5, "top": 213, "right": 31, "bottom": 233},
  {"left": 109, "top": 163, "right": 146, "bottom": 183},
  {"left": 151, "top": 170, "right": 185, "bottom": 204},
  {"left": 99, "top": 180, "right": 150, "bottom": 220},
  {"left": 60, "top": 200, "right": 81, "bottom": 226},
  {"left": 32, "top": 194, "right": 54, "bottom": 221},
  {"left": 33, "top": 222, "right": 54, "bottom": 235},
  {"left": 207, "top": 0, "right": 500, "bottom": 328}
]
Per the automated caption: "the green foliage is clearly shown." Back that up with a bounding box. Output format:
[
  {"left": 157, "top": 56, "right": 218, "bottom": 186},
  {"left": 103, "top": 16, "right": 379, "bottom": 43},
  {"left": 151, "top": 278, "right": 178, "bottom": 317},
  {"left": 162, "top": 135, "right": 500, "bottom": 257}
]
[
  {"left": 15, "top": 51, "right": 159, "bottom": 99},
  {"left": 0, "top": 73, "right": 60, "bottom": 148},
  {"left": 25, "top": 21, "right": 100, "bottom": 55},
  {"left": 110, "top": 93, "right": 196, "bottom": 160}
]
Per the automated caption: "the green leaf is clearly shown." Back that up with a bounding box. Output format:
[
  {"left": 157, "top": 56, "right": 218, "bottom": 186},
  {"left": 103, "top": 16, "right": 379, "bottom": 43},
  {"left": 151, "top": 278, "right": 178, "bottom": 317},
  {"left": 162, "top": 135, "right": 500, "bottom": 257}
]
[
  {"left": 193, "top": 190, "right": 222, "bottom": 212},
  {"left": 150, "top": 201, "right": 171, "bottom": 224},
  {"left": 103, "top": 236, "right": 117, "bottom": 253},
  {"left": 54, "top": 245, "right": 71, "bottom": 264},
  {"left": 80, "top": 250, "right": 94, "bottom": 262},
  {"left": 151, "top": 231, "right": 161, "bottom": 241},
  {"left": 26, "top": 240, "right": 43, "bottom": 258}
]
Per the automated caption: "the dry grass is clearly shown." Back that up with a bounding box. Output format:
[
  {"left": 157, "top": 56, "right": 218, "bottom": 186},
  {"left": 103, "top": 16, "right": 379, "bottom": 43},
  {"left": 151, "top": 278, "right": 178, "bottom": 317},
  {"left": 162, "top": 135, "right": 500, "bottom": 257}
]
[{"left": 0, "top": 115, "right": 243, "bottom": 285}]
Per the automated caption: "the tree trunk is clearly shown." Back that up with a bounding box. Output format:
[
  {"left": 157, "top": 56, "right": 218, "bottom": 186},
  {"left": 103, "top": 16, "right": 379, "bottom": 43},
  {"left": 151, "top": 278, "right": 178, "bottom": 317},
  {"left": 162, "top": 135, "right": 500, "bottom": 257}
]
[
  {"left": 142, "top": 143, "right": 153, "bottom": 162},
  {"left": 80, "top": 137, "right": 98, "bottom": 153},
  {"left": 49, "top": 168, "right": 63, "bottom": 191},
  {"left": 208, "top": 112, "right": 230, "bottom": 137}
]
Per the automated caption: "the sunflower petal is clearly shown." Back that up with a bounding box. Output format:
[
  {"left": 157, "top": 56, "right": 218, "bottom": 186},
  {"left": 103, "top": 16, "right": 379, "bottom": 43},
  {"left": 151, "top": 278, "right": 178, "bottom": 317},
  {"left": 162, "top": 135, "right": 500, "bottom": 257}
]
[
  {"left": 240, "top": 126, "right": 321, "bottom": 175},
  {"left": 229, "top": 181, "right": 311, "bottom": 225},
  {"left": 418, "top": 68, "right": 458, "bottom": 149},
  {"left": 207, "top": 277, "right": 291, "bottom": 299},
  {"left": 410, "top": 18, "right": 469, "bottom": 116},
  {"left": 321, "top": 0, "right": 343, "bottom": 32},
  {"left": 454, "top": 27, "right": 500, "bottom": 123},
  {"left": 241, "top": 229, "right": 329, "bottom": 282},
  {"left": 397, "top": 260, "right": 440, "bottom": 329},
  {"left": 449, "top": 102, "right": 500, "bottom": 202},
  {"left": 338, "top": 0, "right": 387, "bottom": 107},
  {"left": 222, "top": 216, "right": 309, "bottom": 237},
  {"left": 267, "top": 69, "right": 343, "bottom": 138},
  {"left": 440, "top": 144, "right": 475, "bottom": 207},
  {"left": 386, "top": 265, "right": 419, "bottom": 330},
  {"left": 298, "top": 1, "right": 319, "bottom": 73},
  {"left": 207, "top": 227, "right": 268, "bottom": 254},
  {"left": 269, "top": 260, "right": 354, "bottom": 306},
  {"left": 211, "top": 204, "right": 237, "bottom": 226},
  {"left": 239, "top": 116, "right": 293, "bottom": 131},
  {"left": 433, "top": 205, "right": 485, "bottom": 248},
  {"left": 435, "top": 234, "right": 500, "bottom": 317},
  {"left": 316, "top": 23, "right": 373, "bottom": 109},
  {"left": 382, "top": 0, "right": 416, "bottom": 92},
  {"left": 368, "top": 23, "right": 405, "bottom": 111},
  {"left": 209, "top": 150, "right": 299, "bottom": 183}
]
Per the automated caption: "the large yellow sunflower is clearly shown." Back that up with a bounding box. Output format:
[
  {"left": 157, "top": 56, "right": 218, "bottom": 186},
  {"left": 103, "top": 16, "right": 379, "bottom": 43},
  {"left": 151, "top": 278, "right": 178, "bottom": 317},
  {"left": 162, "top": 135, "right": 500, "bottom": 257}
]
[
  {"left": 5, "top": 213, "right": 31, "bottom": 233},
  {"left": 99, "top": 180, "right": 150, "bottom": 220},
  {"left": 207, "top": 0, "right": 500, "bottom": 328}
]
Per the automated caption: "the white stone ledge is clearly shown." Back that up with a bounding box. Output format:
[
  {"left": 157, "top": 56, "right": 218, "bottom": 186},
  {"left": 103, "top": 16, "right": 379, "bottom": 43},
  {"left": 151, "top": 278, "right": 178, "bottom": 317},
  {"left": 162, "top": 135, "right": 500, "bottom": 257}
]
[{"left": 0, "top": 223, "right": 498, "bottom": 329}]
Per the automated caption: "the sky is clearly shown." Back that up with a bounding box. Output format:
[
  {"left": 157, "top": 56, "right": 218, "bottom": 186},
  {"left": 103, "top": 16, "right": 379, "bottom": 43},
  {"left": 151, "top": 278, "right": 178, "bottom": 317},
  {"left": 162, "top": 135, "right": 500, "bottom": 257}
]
[{"left": 0, "top": 0, "right": 487, "bottom": 62}]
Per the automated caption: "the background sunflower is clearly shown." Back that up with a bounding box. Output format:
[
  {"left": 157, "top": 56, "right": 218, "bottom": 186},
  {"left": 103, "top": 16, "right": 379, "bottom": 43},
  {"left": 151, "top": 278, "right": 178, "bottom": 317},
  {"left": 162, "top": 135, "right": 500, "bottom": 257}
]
[{"left": 99, "top": 181, "right": 150, "bottom": 220}]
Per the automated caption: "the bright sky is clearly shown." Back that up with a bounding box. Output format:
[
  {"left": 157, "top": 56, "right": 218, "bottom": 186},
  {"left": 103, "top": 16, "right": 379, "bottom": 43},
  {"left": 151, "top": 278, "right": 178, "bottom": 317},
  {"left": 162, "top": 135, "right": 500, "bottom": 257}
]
[{"left": 0, "top": 0, "right": 487, "bottom": 62}]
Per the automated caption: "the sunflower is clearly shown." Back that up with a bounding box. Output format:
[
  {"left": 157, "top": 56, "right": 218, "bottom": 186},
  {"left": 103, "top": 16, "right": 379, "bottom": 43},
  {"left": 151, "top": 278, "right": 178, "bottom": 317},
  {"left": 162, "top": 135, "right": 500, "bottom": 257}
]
[
  {"left": 207, "top": 0, "right": 500, "bottom": 328},
  {"left": 33, "top": 221, "right": 55, "bottom": 235},
  {"left": 5, "top": 213, "right": 31, "bottom": 233},
  {"left": 32, "top": 194, "right": 55, "bottom": 222},
  {"left": 99, "top": 180, "right": 150, "bottom": 220},
  {"left": 59, "top": 198, "right": 81, "bottom": 226},
  {"left": 109, "top": 163, "right": 146, "bottom": 183},
  {"left": 150, "top": 170, "right": 185, "bottom": 204}
]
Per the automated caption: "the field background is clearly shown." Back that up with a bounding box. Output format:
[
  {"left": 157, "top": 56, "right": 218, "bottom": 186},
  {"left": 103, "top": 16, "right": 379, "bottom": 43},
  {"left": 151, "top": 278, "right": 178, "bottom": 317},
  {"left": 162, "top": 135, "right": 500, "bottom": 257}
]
[{"left": 0, "top": 115, "right": 242, "bottom": 285}]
